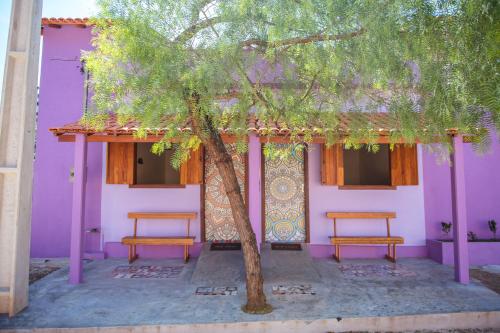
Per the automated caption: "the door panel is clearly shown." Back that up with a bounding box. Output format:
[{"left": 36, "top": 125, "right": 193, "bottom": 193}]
[
  {"left": 264, "top": 144, "right": 306, "bottom": 242},
  {"left": 204, "top": 144, "right": 246, "bottom": 241}
]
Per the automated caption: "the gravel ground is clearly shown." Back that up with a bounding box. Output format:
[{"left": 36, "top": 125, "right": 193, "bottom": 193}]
[
  {"left": 471, "top": 269, "right": 500, "bottom": 294},
  {"left": 29, "top": 259, "right": 68, "bottom": 284}
]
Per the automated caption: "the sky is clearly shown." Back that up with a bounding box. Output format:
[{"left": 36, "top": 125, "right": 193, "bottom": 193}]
[{"left": 0, "top": 0, "right": 98, "bottom": 99}]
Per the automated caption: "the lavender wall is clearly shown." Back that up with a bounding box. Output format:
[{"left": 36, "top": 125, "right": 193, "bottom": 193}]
[
  {"left": 102, "top": 134, "right": 263, "bottom": 257},
  {"left": 33, "top": 25, "right": 500, "bottom": 260},
  {"left": 423, "top": 136, "right": 500, "bottom": 241},
  {"left": 307, "top": 144, "right": 427, "bottom": 258},
  {"left": 31, "top": 25, "right": 102, "bottom": 258}
]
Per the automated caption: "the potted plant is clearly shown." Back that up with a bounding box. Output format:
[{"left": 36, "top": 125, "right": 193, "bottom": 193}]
[
  {"left": 467, "top": 231, "right": 478, "bottom": 242},
  {"left": 488, "top": 220, "right": 497, "bottom": 240},
  {"left": 428, "top": 221, "right": 500, "bottom": 266}
]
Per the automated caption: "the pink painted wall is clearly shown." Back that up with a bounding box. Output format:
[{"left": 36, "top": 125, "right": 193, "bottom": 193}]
[
  {"left": 31, "top": 25, "right": 102, "bottom": 258},
  {"left": 100, "top": 149, "right": 202, "bottom": 244},
  {"left": 33, "top": 25, "right": 500, "bottom": 261},
  {"left": 423, "top": 136, "right": 500, "bottom": 241},
  {"left": 307, "top": 144, "right": 427, "bottom": 258},
  {"left": 102, "top": 135, "right": 263, "bottom": 256}
]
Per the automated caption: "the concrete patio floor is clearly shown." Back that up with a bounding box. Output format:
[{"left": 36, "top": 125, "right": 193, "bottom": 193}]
[{"left": 0, "top": 255, "right": 499, "bottom": 331}]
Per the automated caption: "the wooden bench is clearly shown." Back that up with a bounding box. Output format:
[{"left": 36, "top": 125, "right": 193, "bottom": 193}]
[
  {"left": 121, "top": 212, "right": 196, "bottom": 263},
  {"left": 326, "top": 212, "right": 404, "bottom": 262}
]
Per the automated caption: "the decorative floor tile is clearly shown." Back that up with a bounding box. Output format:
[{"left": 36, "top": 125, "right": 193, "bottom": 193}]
[
  {"left": 338, "top": 264, "right": 417, "bottom": 278},
  {"left": 272, "top": 284, "right": 316, "bottom": 295},
  {"left": 195, "top": 287, "right": 238, "bottom": 296},
  {"left": 112, "top": 265, "right": 183, "bottom": 279}
]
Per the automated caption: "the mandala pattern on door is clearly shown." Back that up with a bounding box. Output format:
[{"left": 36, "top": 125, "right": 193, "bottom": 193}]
[
  {"left": 205, "top": 144, "right": 246, "bottom": 241},
  {"left": 264, "top": 144, "right": 306, "bottom": 242}
]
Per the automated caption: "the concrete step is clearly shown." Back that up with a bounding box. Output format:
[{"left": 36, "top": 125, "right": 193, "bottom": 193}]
[
  {"left": 260, "top": 243, "right": 321, "bottom": 283},
  {"left": 191, "top": 243, "right": 245, "bottom": 285},
  {"left": 191, "top": 242, "right": 321, "bottom": 285}
]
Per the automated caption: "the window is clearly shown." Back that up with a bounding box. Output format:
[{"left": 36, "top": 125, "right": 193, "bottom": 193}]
[
  {"left": 106, "top": 142, "right": 203, "bottom": 186},
  {"left": 135, "top": 143, "right": 180, "bottom": 185},
  {"left": 320, "top": 143, "right": 418, "bottom": 187},
  {"left": 343, "top": 144, "right": 391, "bottom": 186}
]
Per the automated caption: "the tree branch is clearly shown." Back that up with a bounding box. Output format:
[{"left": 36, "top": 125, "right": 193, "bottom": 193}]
[
  {"left": 175, "top": 16, "right": 222, "bottom": 43},
  {"left": 241, "top": 28, "right": 366, "bottom": 48}
]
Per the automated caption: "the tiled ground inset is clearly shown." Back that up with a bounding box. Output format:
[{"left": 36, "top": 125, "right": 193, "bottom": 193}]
[
  {"left": 272, "top": 284, "right": 316, "bottom": 295},
  {"left": 337, "top": 264, "right": 417, "bottom": 278},
  {"left": 195, "top": 287, "right": 238, "bottom": 296},
  {"left": 112, "top": 265, "right": 184, "bottom": 279}
]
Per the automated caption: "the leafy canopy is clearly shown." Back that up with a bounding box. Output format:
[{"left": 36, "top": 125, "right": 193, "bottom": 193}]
[{"left": 83, "top": 0, "right": 499, "bottom": 163}]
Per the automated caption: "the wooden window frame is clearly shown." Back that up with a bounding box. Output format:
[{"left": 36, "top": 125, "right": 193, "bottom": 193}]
[
  {"left": 320, "top": 143, "right": 418, "bottom": 188},
  {"left": 107, "top": 142, "right": 203, "bottom": 187}
]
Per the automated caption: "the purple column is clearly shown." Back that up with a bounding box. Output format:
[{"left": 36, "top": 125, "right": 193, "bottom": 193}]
[
  {"left": 450, "top": 134, "right": 469, "bottom": 284},
  {"left": 69, "top": 134, "right": 88, "bottom": 284},
  {"left": 248, "top": 134, "right": 262, "bottom": 251}
]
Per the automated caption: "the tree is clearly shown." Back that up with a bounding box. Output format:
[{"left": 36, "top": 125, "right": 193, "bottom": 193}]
[{"left": 83, "top": 0, "right": 499, "bottom": 313}]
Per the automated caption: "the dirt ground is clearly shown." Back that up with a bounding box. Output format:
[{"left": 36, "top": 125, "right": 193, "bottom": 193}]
[
  {"left": 470, "top": 269, "right": 500, "bottom": 294},
  {"left": 29, "top": 259, "right": 67, "bottom": 284}
]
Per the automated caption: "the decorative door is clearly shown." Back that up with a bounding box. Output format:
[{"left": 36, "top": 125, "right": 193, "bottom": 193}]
[
  {"left": 204, "top": 144, "right": 246, "bottom": 241},
  {"left": 264, "top": 144, "right": 306, "bottom": 242}
]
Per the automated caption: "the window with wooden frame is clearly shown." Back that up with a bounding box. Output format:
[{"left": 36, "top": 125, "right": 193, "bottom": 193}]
[
  {"left": 135, "top": 143, "right": 180, "bottom": 186},
  {"left": 106, "top": 142, "right": 203, "bottom": 187},
  {"left": 343, "top": 145, "right": 391, "bottom": 186},
  {"left": 320, "top": 143, "right": 418, "bottom": 188}
]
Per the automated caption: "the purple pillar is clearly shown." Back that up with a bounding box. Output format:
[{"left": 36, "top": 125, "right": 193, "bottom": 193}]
[
  {"left": 69, "top": 134, "right": 88, "bottom": 284},
  {"left": 450, "top": 134, "right": 469, "bottom": 284},
  {"left": 248, "top": 134, "right": 262, "bottom": 252}
]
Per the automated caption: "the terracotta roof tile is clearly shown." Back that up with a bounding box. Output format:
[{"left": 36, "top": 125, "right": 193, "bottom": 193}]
[
  {"left": 42, "top": 18, "right": 90, "bottom": 26},
  {"left": 49, "top": 112, "right": 402, "bottom": 137}
]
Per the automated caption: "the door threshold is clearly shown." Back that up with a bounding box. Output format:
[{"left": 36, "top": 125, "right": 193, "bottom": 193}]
[
  {"left": 210, "top": 242, "right": 242, "bottom": 251},
  {"left": 270, "top": 243, "right": 302, "bottom": 251}
]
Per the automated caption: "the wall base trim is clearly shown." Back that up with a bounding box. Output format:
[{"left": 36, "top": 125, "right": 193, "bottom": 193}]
[
  {"left": 309, "top": 244, "right": 427, "bottom": 258},
  {"left": 104, "top": 242, "right": 203, "bottom": 259}
]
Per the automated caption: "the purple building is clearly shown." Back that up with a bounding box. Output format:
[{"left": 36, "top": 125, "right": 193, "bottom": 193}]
[{"left": 32, "top": 18, "right": 500, "bottom": 284}]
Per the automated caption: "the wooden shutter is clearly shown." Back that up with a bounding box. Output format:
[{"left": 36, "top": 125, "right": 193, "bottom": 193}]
[
  {"left": 320, "top": 144, "right": 344, "bottom": 185},
  {"left": 390, "top": 144, "right": 418, "bottom": 185},
  {"left": 180, "top": 146, "right": 203, "bottom": 185},
  {"left": 106, "top": 142, "right": 135, "bottom": 184}
]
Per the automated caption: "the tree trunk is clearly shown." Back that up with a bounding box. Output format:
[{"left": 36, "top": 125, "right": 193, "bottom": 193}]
[{"left": 187, "top": 95, "right": 272, "bottom": 313}]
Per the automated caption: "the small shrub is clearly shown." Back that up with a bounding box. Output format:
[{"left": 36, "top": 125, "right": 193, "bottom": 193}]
[
  {"left": 467, "top": 231, "right": 478, "bottom": 241},
  {"left": 441, "top": 222, "right": 452, "bottom": 238}
]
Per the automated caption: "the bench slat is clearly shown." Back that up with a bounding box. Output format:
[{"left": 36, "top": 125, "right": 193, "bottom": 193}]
[
  {"left": 330, "top": 236, "right": 404, "bottom": 245},
  {"left": 122, "top": 236, "right": 195, "bottom": 246},
  {"left": 326, "top": 212, "right": 396, "bottom": 219},
  {"left": 127, "top": 212, "right": 197, "bottom": 220}
]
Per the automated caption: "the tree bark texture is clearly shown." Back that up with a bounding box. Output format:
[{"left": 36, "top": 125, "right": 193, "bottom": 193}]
[{"left": 187, "top": 95, "right": 271, "bottom": 313}]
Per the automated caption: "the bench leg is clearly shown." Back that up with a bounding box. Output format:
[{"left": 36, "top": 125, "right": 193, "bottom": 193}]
[
  {"left": 128, "top": 245, "right": 132, "bottom": 263},
  {"left": 183, "top": 245, "right": 190, "bottom": 263},
  {"left": 128, "top": 244, "right": 138, "bottom": 264},
  {"left": 332, "top": 245, "right": 341, "bottom": 262},
  {"left": 385, "top": 244, "right": 396, "bottom": 263}
]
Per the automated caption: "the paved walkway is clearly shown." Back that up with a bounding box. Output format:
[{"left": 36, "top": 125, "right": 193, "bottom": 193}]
[{"left": 0, "top": 257, "right": 499, "bottom": 329}]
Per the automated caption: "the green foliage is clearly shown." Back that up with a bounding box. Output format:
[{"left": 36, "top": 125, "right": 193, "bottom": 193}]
[
  {"left": 441, "top": 221, "right": 452, "bottom": 236},
  {"left": 83, "top": 0, "right": 500, "bottom": 165}
]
